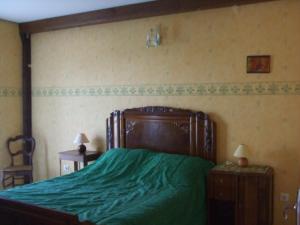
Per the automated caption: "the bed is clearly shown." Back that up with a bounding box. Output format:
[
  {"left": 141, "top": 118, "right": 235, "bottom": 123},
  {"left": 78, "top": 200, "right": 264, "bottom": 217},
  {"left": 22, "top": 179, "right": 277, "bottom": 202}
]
[{"left": 0, "top": 106, "right": 216, "bottom": 225}]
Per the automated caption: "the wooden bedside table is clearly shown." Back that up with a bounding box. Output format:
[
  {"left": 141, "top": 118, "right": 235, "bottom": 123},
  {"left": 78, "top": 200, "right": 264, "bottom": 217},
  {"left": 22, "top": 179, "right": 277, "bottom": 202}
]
[
  {"left": 59, "top": 150, "right": 102, "bottom": 175},
  {"left": 207, "top": 164, "right": 273, "bottom": 225}
]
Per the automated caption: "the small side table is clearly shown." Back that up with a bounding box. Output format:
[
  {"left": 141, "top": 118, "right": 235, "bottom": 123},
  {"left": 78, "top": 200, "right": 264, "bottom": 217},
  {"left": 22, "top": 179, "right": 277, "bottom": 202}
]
[
  {"left": 59, "top": 150, "right": 102, "bottom": 175},
  {"left": 207, "top": 164, "right": 273, "bottom": 225}
]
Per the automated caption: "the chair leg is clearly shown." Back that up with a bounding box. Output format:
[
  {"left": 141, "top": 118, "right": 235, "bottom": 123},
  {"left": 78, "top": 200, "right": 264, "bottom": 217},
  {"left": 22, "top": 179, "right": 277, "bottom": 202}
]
[
  {"left": 1, "top": 172, "right": 4, "bottom": 189},
  {"left": 12, "top": 176, "right": 15, "bottom": 188},
  {"left": 29, "top": 173, "right": 33, "bottom": 183},
  {"left": 1, "top": 174, "right": 15, "bottom": 189},
  {"left": 1, "top": 173, "right": 34, "bottom": 188}
]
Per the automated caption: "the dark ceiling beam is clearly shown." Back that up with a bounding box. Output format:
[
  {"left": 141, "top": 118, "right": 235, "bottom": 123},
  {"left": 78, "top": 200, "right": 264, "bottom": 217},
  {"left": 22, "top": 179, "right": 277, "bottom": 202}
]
[
  {"left": 19, "top": 0, "right": 276, "bottom": 34},
  {"left": 20, "top": 33, "right": 32, "bottom": 139},
  {"left": 20, "top": 33, "right": 32, "bottom": 183}
]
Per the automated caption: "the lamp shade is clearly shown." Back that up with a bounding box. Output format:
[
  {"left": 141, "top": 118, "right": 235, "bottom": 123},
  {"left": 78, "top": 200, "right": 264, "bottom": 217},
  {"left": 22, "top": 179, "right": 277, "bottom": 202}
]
[
  {"left": 73, "top": 133, "right": 89, "bottom": 145},
  {"left": 233, "top": 144, "right": 248, "bottom": 158}
]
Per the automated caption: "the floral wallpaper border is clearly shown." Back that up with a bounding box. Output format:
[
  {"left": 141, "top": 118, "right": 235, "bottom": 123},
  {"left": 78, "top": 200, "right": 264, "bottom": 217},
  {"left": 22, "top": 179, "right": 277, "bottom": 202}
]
[
  {"left": 2, "top": 81, "right": 300, "bottom": 97},
  {"left": 32, "top": 81, "right": 300, "bottom": 97},
  {"left": 0, "top": 87, "right": 21, "bottom": 97}
]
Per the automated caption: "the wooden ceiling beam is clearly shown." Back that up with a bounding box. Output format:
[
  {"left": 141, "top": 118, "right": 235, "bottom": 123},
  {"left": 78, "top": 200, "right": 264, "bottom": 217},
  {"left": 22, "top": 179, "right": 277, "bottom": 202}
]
[{"left": 19, "top": 0, "right": 277, "bottom": 34}]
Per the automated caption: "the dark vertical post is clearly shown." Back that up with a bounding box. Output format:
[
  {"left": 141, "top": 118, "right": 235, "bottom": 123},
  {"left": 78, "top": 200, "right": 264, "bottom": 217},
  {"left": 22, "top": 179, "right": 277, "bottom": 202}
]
[{"left": 20, "top": 32, "right": 32, "bottom": 183}]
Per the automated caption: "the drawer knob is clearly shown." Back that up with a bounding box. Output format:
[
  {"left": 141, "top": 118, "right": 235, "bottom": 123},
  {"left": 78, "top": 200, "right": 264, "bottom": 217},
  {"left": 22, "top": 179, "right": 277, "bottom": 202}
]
[
  {"left": 218, "top": 192, "right": 223, "bottom": 197},
  {"left": 219, "top": 178, "right": 223, "bottom": 183}
]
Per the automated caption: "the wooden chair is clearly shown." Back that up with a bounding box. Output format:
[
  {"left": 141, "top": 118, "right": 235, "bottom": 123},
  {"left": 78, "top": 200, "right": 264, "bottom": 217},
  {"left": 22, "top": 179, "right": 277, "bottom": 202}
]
[{"left": 1, "top": 135, "right": 35, "bottom": 189}]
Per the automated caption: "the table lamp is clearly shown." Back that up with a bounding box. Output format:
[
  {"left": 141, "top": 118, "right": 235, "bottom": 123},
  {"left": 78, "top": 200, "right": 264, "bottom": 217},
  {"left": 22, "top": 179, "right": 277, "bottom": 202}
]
[
  {"left": 233, "top": 144, "right": 249, "bottom": 167},
  {"left": 73, "top": 133, "right": 89, "bottom": 154}
]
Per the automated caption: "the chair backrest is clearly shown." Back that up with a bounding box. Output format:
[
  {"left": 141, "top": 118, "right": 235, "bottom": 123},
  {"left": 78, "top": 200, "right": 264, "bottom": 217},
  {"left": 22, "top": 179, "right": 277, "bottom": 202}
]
[{"left": 6, "top": 135, "right": 36, "bottom": 166}]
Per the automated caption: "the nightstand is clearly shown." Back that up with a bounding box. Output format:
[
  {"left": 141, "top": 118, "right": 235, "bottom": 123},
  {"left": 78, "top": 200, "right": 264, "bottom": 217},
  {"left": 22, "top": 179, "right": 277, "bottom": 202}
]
[
  {"left": 207, "top": 164, "right": 273, "bottom": 225},
  {"left": 59, "top": 150, "right": 102, "bottom": 175}
]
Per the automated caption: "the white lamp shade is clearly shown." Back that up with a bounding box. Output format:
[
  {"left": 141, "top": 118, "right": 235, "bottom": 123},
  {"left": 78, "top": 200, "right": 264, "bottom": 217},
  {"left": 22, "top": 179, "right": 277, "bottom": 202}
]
[
  {"left": 233, "top": 144, "right": 248, "bottom": 158},
  {"left": 73, "top": 133, "right": 89, "bottom": 145}
]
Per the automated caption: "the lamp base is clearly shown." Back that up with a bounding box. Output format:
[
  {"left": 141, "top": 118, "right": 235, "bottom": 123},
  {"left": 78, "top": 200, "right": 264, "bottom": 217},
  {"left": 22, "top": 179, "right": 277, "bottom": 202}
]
[
  {"left": 78, "top": 144, "right": 86, "bottom": 154},
  {"left": 238, "top": 157, "right": 248, "bottom": 167}
]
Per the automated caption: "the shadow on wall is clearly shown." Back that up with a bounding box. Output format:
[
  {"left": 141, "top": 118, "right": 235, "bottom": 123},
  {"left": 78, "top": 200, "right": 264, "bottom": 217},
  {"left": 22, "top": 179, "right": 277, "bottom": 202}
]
[
  {"left": 209, "top": 112, "right": 227, "bottom": 164},
  {"left": 91, "top": 136, "right": 105, "bottom": 152},
  {"left": 33, "top": 135, "right": 49, "bottom": 180}
]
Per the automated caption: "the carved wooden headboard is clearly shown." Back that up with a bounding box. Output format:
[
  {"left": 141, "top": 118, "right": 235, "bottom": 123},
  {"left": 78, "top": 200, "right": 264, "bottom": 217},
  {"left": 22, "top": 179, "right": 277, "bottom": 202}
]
[{"left": 106, "top": 106, "right": 216, "bottom": 163}]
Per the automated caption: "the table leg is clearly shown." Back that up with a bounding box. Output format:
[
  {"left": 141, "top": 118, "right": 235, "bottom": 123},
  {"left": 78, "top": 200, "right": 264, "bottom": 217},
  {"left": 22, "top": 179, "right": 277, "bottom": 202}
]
[
  {"left": 59, "top": 160, "right": 62, "bottom": 176},
  {"left": 74, "top": 161, "right": 78, "bottom": 171},
  {"left": 84, "top": 159, "right": 88, "bottom": 167}
]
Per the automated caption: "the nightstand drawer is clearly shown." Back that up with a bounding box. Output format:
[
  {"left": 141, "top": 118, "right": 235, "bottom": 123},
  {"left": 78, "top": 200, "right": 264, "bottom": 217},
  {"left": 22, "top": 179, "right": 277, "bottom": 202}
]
[{"left": 210, "top": 174, "right": 236, "bottom": 201}]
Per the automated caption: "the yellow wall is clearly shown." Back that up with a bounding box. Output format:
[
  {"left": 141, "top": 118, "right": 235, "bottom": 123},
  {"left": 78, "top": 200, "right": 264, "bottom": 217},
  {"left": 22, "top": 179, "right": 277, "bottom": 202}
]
[
  {"left": 0, "top": 20, "right": 22, "bottom": 175},
  {"left": 31, "top": 1, "right": 300, "bottom": 224}
]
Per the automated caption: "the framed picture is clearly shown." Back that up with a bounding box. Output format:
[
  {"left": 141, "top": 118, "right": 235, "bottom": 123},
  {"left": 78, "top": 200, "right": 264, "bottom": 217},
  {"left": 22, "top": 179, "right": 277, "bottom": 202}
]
[{"left": 247, "top": 55, "right": 271, "bottom": 73}]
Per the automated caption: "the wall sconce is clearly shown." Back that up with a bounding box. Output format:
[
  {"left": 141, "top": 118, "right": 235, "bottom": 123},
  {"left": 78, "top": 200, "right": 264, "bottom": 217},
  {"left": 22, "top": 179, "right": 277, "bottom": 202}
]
[{"left": 146, "top": 26, "right": 161, "bottom": 48}]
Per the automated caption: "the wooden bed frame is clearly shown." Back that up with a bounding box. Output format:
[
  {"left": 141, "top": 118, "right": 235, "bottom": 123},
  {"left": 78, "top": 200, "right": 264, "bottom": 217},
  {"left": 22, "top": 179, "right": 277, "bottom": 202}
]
[
  {"left": 0, "top": 106, "right": 216, "bottom": 225},
  {"left": 107, "top": 106, "right": 216, "bottom": 162}
]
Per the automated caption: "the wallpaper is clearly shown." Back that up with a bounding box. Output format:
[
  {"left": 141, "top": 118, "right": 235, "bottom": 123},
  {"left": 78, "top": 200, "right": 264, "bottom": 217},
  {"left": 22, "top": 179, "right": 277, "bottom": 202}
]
[
  {"left": 31, "top": 1, "right": 300, "bottom": 225},
  {"left": 0, "top": 20, "right": 22, "bottom": 175}
]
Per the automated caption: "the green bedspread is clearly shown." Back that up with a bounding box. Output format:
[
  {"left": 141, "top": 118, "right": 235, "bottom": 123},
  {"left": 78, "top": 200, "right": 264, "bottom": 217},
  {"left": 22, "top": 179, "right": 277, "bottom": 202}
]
[{"left": 0, "top": 148, "right": 213, "bottom": 225}]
